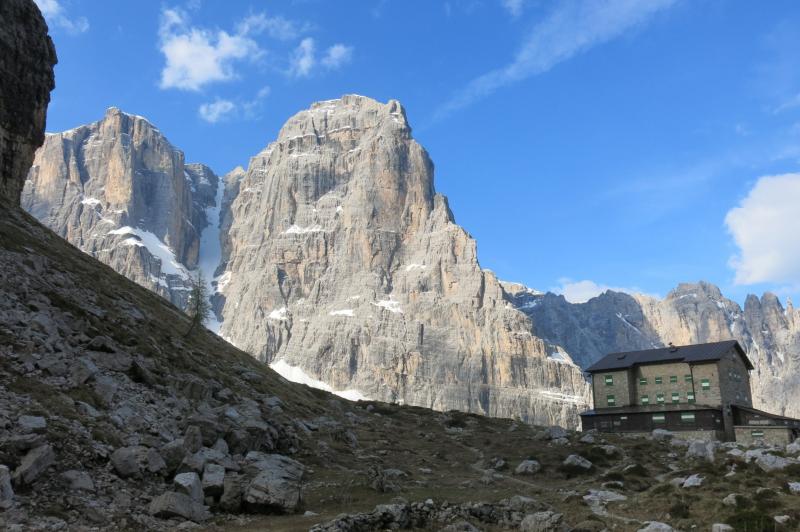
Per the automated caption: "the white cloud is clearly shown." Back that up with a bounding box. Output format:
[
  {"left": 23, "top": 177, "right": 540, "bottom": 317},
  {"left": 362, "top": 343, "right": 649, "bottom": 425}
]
[
  {"left": 289, "top": 38, "right": 317, "bottom": 77},
  {"left": 725, "top": 173, "right": 800, "bottom": 286},
  {"left": 502, "top": 0, "right": 526, "bottom": 17},
  {"left": 158, "top": 7, "right": 264, "bottom": 91},
  {"left": 289, "top": 39, "right": 354, "bottom": 77},
  {"left": 236, "top": 13, "right": 301, "bottom": 41},
  {"left": 198, "top": 99, "right": 235, "bottom": 123},
  {"left": 552, "top": 278, "right": 647, "bottom": 303},
  {"left": 242, "top": 86, "right": 271, "bottom": 118},
  {"left": 34, "top": 0, "right": 89, "bottom": 34},
  {"left": 436, "top": 0, "right": 676, "bottom": 120},
  {"left": 321, "top": 44, "right": 354, "bottom": 69}
]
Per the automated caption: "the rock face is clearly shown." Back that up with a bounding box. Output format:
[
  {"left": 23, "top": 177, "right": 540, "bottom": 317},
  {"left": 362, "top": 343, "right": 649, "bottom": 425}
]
[
  {"left": 216, "top": 95, "right": 590, "bottom": 427},
  {"left": 508, "top": 281, "right": 800, "bottom": 418},
  {"left": 22, "top": 108, "right": 219, "bottom": 308},
  {"left": 0, "top": 0, "right": 56, "bottom": 205}
]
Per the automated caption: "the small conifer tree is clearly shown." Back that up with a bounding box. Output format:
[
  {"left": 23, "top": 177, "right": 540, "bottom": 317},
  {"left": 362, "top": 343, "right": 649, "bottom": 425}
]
[{"left": 185, "top": 271, "right": 210, "bottom": 337}]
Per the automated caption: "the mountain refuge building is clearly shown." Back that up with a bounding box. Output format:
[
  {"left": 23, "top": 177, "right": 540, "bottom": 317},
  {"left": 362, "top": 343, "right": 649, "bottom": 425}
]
[{"left": 579, "top": 340, "right": 800, "bottom": 443}]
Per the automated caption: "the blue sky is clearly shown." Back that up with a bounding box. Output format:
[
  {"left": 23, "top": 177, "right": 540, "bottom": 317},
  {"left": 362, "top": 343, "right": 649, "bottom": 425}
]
[{"left": 37, "top": 0, "right": 800, "bottom": 305}]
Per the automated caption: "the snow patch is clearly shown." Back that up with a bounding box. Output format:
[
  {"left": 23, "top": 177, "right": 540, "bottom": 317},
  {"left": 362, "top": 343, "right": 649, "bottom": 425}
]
[
  {"left": 80, "top": 197, "right": 101, "bottom": 207},
  {"left": 269, "top": 359, "right": 370, "bottom": 401},
  {"left": 548, "top": 351, "right": 573, "bottom": 365},
  {"left": 109, "top": 226, "right": 188, "bottom": 278},
  {"left": 197, "top": 177, "right": 225, "bottom": 333},
  {"left": 538, "top": 390, "right": 588, "bottom": 405},
  {"left": 284, "top": 224, "right": 323, "bottom": 234},
  {"left": 329, "top": 309, "right": 355, "bottom": 317},
  {"left": 373, "top": 299, "right": 403, "bottom": 314},
  {"left": 404, "top": 263, "right": 426, "bottom": 272},
  {"left": 268, "top": 307, "right": 288, "bottom": 321}
]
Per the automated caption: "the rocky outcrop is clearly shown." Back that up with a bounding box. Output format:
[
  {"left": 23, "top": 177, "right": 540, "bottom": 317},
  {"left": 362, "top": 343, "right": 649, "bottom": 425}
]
[
  {"left": 217, "top": 95, "right": 590, "bottom": 427},
  {"left": 22, "top": 108, "right": 219, "bottom": 308},
  {"left": 0, "top": 0, "right": 56, "bottom": 205},
  {"left": 509, "top": 281, "right": 800, "bottom": 418}
]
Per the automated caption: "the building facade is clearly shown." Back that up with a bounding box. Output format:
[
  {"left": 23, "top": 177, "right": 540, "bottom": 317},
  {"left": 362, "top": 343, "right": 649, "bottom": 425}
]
[{"left": 580, "top": 340, "right": 800, "bottom": 442}]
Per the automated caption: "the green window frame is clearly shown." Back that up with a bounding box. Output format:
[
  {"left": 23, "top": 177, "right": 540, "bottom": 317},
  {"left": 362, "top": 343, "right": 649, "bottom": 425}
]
[
  {"left": 606, "top": 394, "right": 616, "bottom": 407},
  {"left": 751, "top": 430, "right": 764, "bottom": 438},
  {"left": 670, "top": 375, "right": 678, "bottom": 384},
  {"left": 604, "top": 375, "right": 614, "bottom": 386},
  {"left": 671, "top": 392, "right": 680, "bottom": 404},
  {"left": 656, "top": 393, "right": 665, "bottom": 404},
  {"left": 652, "top": 413, "right": 666, "bottom": 424},
  {"left": 654, "top": 376, "right": 662, "bottom": 385},
  {"left": 639, "top": 377, "right": 648, "bottom": 386},
  {"left": 641, "top": 395, "right": 650, "bottom": 406},
  {"left": 701, "top": 378, "right": 710, "bottom": 390},
  {"left": 685, "top": 374, "right": 693, "bottom": 383},
  {"left": 687, "top": 392, "right": 696, "bottom": 404},
  {"left": 681, "top": 413, "right": 695, "bottom": 422}
]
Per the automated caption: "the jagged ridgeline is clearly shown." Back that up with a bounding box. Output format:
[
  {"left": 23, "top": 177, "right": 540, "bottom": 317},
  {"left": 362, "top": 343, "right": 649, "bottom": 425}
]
[{"left": 24, "top": 96, "right": 591, "bottom": 428}]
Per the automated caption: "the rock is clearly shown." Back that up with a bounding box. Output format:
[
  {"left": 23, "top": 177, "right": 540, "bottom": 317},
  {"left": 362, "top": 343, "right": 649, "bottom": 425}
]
[
  {"left": 712, "top": 525, "right": 734, "bottom": 532},
  {"left": 70, "top": 357, "right": 99, "bottom": 385},
  {"left": 202, "top": 463, "right": 225, "bottom": 497},
  {"left": 0, "top": 465, "right": 13, "bottom": 509},
  {"left": 111, "top": 447, "right": 141, "bottom": 478},
  {"left": 173, "top": 472, "right": 204, "bottom": 503},
  {"left": 243, "top": 453, "right": 305, "bottom": 513},
  {"left": 579, "top": 433, "right": 596, "bottom": 444},
  {"left": 722, "top": 493, "right": 740, "bottom": 507},
  {"left": 12, "top": 444, "right": 55, "bottom": 486},
  {"left": 184, "top": 426, "right": 203, "bottom": 454},
  {"left": 788, "top": 482, "right": 800, "bottom": 494},
  {"left": 219, "top": 474, "right": 244, "bottom": 512},
  {"left": 515, "top": 460, "right": 541, "bottom": 475},
  {"left": 563, "top": 454, "right": 592, "bottom": 471},
  {"left": 686, "top": 440, "right": 717, "bottom": 462},
  {"left": 651, "top": 429, "right": 674, "bottom": 441},
  {"left": 145, "top": 448, "right": 167, "bottom": 474},
  {"left": 440, "top": 521, "right": 480, "bottom": 532},
  {"left": 212, "top": 438, "right": 229, "bottom": 455},
  {"left": 520, "top": 511, "right": 563, "bottom": 532},
  {"left": 638, "top": 522, "right": 673, "bottom": 532},
  {"left": 774, "top": 516, "right": 791, "bottom": 525},
  {"left": 18, "top": 415, "right": 46, "bottom": 433},
  {"left": 583, "top": 489, "right": 627, "bottom": 512},
  {"left": 682, "top": 474, "right": 704, "bottom": 488},
  {"left": 572, "top": 520, "right": 607, "bottom": 532},
  {"left": 61, "top": 470, "right": 94, "bottom": 491},
  {"left": 161, "top": 439, "right": 187, "bottom": 473},
  {"left": 148, "top": 491, "right": 210, "bottom": 522},
  {"left": 787, "top": 441, "right": 800, "bottom": 455},
  {"left": 545, "top": 426, "right": 569, "bottom": 440},
  {"left": 755, "top": 453, "right": 794, "bottom": 472}
]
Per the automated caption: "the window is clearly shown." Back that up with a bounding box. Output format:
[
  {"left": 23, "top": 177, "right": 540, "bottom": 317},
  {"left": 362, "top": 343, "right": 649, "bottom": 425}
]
[
  {"left": 685, "top": 374, "right": 693, "bottom": 383},
  {"left": 751, "top": 430, "right": 764, "bottom": 438},
  {"left": 652, "top": 414, "right": 666, "bottom": 424},
  {"left": 681, "top": 413, "right": 695, "bottom": 422},
  {"left": 641, "top": 395, "right": 650, "bottom": 406},
  {"left": 639, "top": 377, "right": 648, "bottom": 386},
  {"left": 701, "top": 378, "right": 711, "bottom": 390},
  {"left": 619, "top": 416, "right": 628, "bottom": 420},
  {"left": 687, "top": 392, "right": 696, "bottom": 404},
  {"left": 656, "top": 393, "right": 665, "bottom": 404},
  {"left": 655, "top": 376, "right": 662, "bottom": 384},
  {"left": 604, "top": 375, "right": 614, "bottom": 386},
  {"left": 607, "top": 395, "right": 616, "bottom": 407},
  {"left": 672, "top": 392, "right": 680, "bottom": 404},
  {"left": 670, "top": 375, "right": 678, "bottom": 384}
]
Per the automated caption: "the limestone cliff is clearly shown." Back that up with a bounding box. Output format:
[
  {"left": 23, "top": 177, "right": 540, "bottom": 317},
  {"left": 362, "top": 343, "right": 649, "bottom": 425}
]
[
  {"left": 508, "top": 281, "right": 800, "bottom": 418},
  {"left": 22, "top": 108, "right": 219, "bottom": 308},
  {"left": 217, "top": 95, "right": 590, "bottom": 427}
]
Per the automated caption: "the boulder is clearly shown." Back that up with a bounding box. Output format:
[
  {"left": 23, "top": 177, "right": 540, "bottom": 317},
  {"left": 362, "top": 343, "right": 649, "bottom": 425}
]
[
  {"left": 787, "top": 441, "right": 800, "bottom": 455},
  {"left": 0, "top": 465, "right": 13, "bottom": 509},
  {"left": 12, "top": 444, "right": 55, "bottom": 486},
  {"left": 70, "top": 357, "right": 99, "bottom": 386},
  {"left": 184, "top": 426, "right": 203, "bottom": 454},
  {"left": 515, "top": 460, "right": 541, "bottom": 475},
  {"left": 755, "top": 453, "right": 794, "bottom": 472},
  {"left": 638, "top": 523, "right": 673, "bottom": 532},
  {"left": 563, "top": 454, "right": 592, "bottom": 471},
  {"left": 173, "top": 472, "right": 204, "bottom": 503},
  {"left": 520, "top": 511, "right": 564, "bottom": 532},
  {"left": 686, "top": 440, "right": 716, "bottom": 462},
  {"left": 682, "top": 474, "right": 704, "bottom": 488},
  {"left": 579, "top": 433, "right": 596, "bottom": 444},
  {"left": 161, "top": 439, "right": 187, "bottom": 473},
  {"left": 219, "top": 474, "right": 244, "bottom": 512},
  {"left": 110, "top": 447, "right": 140, "bottom": 478},
  {"left": 18, "top": 415, "right": 47, "bottom": 433},
  {"left": 788, "top": 482, "right": 800, "bottom": 494},
  {"left": 61, "top": 470, "right": 94, "bottom": 491},
  {"left": 711, "top": 525, "right": 733, "bottom": 532},
  {"left": 651, "top": 429, "right": 674, "bottom": 441},
  {"left": 148, "top": 491, "right": 210, "bottom": 522},
  {"left": 545, "top": 426, "right": 569, "bottom": 440},
  {"left": 722, "top": 493, "right": 740, "bottom": 507},
  {"left": 774, "top": 516, "right": 791, "bottom": 525},
  {"left": 243, "top": 453, "right": 305, "bottom": 513},
  {"left": 202, "top": 463, "right": 225, "bottom": 497}
]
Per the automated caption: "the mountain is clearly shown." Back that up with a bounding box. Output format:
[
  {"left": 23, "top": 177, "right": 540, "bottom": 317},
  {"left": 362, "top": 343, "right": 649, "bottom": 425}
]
[
  {"left": 215, "top": 95, "right": 590, "bottom": 426},
  {"left": 506, "top": 281, "right": 800, "bottom": 418},
  {"left": 22, "top": 108, "right": 219, "bottom": 310}
]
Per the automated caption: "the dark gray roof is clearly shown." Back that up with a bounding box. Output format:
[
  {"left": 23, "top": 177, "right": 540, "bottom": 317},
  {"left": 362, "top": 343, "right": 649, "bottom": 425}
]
[
  {"left": 585, "top": 340, "right": 752, "bottom": 373},
  {"left": 580, "top": 403, "right": 720, "bottom": 416}
]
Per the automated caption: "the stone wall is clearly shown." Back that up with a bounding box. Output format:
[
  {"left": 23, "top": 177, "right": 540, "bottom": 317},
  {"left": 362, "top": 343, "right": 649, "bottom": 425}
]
[
  {"left": 717, "top": 350, "right": 753, "bottom": 407},
  {"left": 691, "top": 362, "right": 722, "bottom": 407},
  {"left": 734, "top": 426, "right": 794, "bottom": 446},
  {"left": 0, "top": 0, "right": 56, "bottom": 206},
  {"left": 592, "top": 370, "right": 631, "bottom": 408},
  {"left": 634, "top": 362, "right": 695, "bottom": 406}
]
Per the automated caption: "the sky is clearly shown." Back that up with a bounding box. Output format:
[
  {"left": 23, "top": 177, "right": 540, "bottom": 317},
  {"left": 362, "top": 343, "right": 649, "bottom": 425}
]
[{"left": 37, "top": 0, "right": 800, "bottom": 306}]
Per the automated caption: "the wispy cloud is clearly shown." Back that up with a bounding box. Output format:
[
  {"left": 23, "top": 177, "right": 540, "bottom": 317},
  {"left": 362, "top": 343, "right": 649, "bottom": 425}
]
[
  {"left": 158, "top": 7, "right": 264, "bottom": 91},
  {"left": 198, "top": 86, "right": 271, "bottom": 123},
  {"left": 289, "top": 38, "right": 354, "bottom": 78},
  {"left": 501, "top": 0, "right": 526, "bottom": 18},
  {"left": 435, "top": 0, "right": 676, "bottom": 121},
  {"left": 198, "top": 99, "right": 236, "bottom": 123},
  {"left": 725, "top": 173, "right": 800, "bottom": 286},
  {"left": 34, "top": 0, "right": 89, "bottom": 34},
  {"left": 236, "top": 12, "right": 304, "bottom": 41}
]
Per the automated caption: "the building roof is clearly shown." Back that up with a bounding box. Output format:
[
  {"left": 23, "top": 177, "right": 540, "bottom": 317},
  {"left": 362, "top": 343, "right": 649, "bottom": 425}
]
[
  {"left": 585, "top": 340, "right": 753, "bottom": 373},
  {"left": 733, "top": 405, "right": 800, "bottom": 425},
  {"left": 580, "top": 403, "right": 721, "bottom": 417}
]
